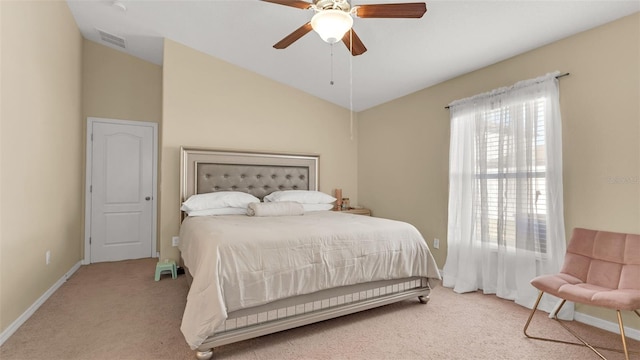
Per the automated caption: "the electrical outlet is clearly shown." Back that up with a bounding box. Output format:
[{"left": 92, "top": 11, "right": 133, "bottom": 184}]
[
  {"left": 433, "top": 238, "right": 440, "bottom": 249},
  {"left": 46, "top": 250, "right": 51, "bottom": 265},
  {"left": 172, "top": 236, "right": 180, "bottom": 247}
]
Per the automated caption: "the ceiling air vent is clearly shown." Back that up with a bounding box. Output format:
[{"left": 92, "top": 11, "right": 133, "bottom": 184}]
[{"left": 96, "top": 28, "right": 126, "bottom": 49}]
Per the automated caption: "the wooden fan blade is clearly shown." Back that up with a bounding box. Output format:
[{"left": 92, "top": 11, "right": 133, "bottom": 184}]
[
  {"left": 261, "top": 0, "right": 313, "bottom": 10},
  {"left": 273, "top": 22, "right": 313, "bottom": 49},
  {"left": 341, "top": 29, "right": 367, "bottom": 56},
  {"left": 355, "top": 3, "right": 427, "bottom": 18}
]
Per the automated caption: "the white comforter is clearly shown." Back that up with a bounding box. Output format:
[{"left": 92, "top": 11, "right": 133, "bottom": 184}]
[{"left": 178, "top": 211, "right": 441, "bottom": 349}]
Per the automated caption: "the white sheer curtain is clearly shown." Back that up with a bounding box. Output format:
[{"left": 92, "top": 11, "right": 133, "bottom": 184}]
[{"left": 442, "top": 72, "right": 572, "bottom": 317}]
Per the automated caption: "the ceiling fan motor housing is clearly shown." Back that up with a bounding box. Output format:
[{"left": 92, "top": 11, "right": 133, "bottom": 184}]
[{"left": 314, "top": 0, "right": 352, "bottom": 12}]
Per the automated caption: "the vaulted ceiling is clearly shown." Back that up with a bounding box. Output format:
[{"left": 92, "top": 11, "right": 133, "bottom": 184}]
[{"left": 67, "top": 0, "right": 640, "bottom": 111}]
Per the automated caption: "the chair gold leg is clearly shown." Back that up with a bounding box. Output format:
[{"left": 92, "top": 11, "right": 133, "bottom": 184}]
[
  {"left": 552, "top": 311, "right": 607, "bottom": 359},
  {"left": 617, "top": 310, "right": 629, "bottom": 360},
  {"left": 523, "top": 291, "right": 544, "bottom": 338},
  {"left": 523, "top": 292, "right": 589, "bottom": 347},
  {"left": 523, "top": 291, "right": 639, "bottom": 359}
]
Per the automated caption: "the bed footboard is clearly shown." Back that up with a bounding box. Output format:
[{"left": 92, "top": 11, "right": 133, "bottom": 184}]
[{"left": 194, "top": 277, "right": 431, "bottom": 359}]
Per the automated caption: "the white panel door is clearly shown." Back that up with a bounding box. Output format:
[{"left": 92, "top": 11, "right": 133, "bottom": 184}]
[{"left": 89, "top": 120, "right": 155, "bottom": 263}]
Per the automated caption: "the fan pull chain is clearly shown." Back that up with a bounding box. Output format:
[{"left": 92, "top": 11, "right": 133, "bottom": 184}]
[
  {"left": 330, "top": 44, "right": 334, "bottom": 85},
  {"left": 349, "top": 29, "right": 354, "bottom": 140}
]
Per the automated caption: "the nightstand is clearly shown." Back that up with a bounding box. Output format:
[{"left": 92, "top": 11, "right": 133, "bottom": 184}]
[{"left": 336, "top": 208, "right": 371, "bottom": 216}]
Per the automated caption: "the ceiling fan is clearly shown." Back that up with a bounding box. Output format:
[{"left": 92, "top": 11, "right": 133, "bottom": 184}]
[{"left": 262, "top": 0, "right": 427, "bottom": 56}]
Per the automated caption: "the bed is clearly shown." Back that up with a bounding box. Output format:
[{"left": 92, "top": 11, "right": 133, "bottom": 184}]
[{"left": 178, "top": 147, "right": 441, "bottom": 360}]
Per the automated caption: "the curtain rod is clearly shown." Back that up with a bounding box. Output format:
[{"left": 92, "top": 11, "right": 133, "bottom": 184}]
[{"left": 444, "top": 72, "right": 570, "bottom": 109}]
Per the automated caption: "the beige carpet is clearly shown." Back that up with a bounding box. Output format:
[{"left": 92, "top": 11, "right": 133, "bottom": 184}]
[{"left": 1, "top": 258, "right": 637, "bottom": 360}]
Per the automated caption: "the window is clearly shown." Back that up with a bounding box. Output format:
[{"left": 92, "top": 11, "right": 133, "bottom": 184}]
[
  {"left": 474, "top": 99, "right": 548, "bottom": 254},
  {"left": 443, "top": 72, "right": 567, "bottom": 315}
]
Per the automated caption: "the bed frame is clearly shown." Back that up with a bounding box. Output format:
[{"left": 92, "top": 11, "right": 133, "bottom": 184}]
[{"left": 179, "top": 147, "right": 432, "bottom": 360}]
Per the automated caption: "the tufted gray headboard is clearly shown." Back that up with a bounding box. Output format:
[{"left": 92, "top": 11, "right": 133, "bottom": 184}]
[{"left": 180, "top": 147, "right": 319, "bottom": 207}]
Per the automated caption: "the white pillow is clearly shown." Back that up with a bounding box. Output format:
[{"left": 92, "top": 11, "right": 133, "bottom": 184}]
[
  {"left": 303, "top": 203, "right": 335, "bottom": 212},
  {"left": 186, "top": 207, "right": 247, "bottom": 217},
  {"left": 181, "top": 191, "right": 259, "bottom": 212},
  {"left": 264, "top": 190, "right": 336, "bottom": 204}
]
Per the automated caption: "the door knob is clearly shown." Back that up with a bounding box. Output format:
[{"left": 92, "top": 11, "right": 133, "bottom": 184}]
[{"left": 145, "top": 196, "right": 151, "bottom": 201}]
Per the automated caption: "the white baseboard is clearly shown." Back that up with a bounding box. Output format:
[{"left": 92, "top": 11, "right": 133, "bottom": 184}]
[
  {"left": 0, "top": 261, "right": 82, "bottom": 346},
  {"left": 575, "top": 311, "right": 640, "bottom": 341}
]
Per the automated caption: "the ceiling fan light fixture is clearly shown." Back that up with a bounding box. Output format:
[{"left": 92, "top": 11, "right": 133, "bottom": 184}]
[{"left": 311, "top": 10, "right": 353, "bottom": 44}]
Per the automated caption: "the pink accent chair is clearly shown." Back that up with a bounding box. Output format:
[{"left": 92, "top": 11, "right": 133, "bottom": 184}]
[{"left": 523, "top": 228, "right": 640, "bottom": 360}]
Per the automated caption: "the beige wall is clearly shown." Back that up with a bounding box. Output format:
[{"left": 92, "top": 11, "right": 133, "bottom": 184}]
[
  {"left": 82, "top": 39, "right": 162, "bottom": 124},
  {"left": 0, "top": 1, "right": 83, "bottom": 333},
  {"left": 81, "top": 39, "right": 162, "bottom": 256},
  {"left": 160, "top": 39, "right": 357, "bottom": 261},
  {"left": 358, "top": 13, "right": 639, "bottom": 329}
]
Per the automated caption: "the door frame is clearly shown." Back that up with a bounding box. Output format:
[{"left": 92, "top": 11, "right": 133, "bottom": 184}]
[{"left": 84, "top": 117, "right": 159, "bottom": 264}]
